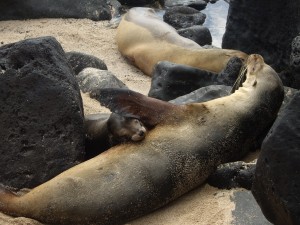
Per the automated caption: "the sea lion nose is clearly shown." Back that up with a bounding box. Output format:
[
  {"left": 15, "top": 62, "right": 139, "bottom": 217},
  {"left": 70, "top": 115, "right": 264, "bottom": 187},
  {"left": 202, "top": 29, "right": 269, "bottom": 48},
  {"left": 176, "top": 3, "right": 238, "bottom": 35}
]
[{"left": 139, "top": 131, "right": 145, "bottom": 137}]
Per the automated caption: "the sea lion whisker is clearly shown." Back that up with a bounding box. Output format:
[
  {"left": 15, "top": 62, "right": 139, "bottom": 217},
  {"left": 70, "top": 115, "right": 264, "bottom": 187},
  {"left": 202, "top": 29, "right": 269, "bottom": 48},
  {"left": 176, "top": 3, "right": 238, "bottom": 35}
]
[{"left": 230, "top": 61, "right": 248, "bottom": 93}]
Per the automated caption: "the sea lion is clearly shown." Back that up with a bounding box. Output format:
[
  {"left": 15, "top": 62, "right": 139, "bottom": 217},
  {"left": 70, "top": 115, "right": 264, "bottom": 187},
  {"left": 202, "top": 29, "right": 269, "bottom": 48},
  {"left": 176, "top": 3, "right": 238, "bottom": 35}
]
[
  {"left": 84, "top": 113, "right": 147, "bottom": 159},
  {"left": 0, "top": 54, "right": 283, "bottom": 225},
  {"left": 116, "top": 7, "right": 248, "bottom": 76}
]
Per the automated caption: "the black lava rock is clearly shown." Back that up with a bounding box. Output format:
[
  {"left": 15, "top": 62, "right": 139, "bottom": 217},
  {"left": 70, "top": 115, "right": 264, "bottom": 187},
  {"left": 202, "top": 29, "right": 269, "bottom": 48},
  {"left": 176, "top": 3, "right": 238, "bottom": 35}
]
[
  {"left": 0, "top": 0, "right": 111, "bottom": 21},
  {"left": 177, "top": 25, "right": 212, "bottom": 46},
  {"left": 118, "top": 0, "right": 157, "bottom": 6},
  {"left": 148, "top": 57, "right": 243, "bottom": 101},
  {"left": 163, "top": 6, "right": 206, "bottom": 29},
  {"left": 208, "top": 161, "right": 256, "bottom": 190},
  {"left": 187, "top": 1, "right": 207, "bottom": 11},
  {"left": 223, "top": 0, "right": 300, "bottom": 72},
  {"left": 170, "top": 85, "right": 230, "bottom": 104},
  {"left": 148, "top": 61, "right": 217, "bottom": 101},
  {"left": 290, "top": 36, "right": 300, "bottom": 72},
  {"left": 216, "top": 57, "right": 244, "bottom": 86},
  {"left": 252, "top": 91, "right": 300, "bottom": 225},
  {"left": 164, "top": 0, "right": 207, "bottom": 10},
  {"left": 0, "top": 36, "right": 85, "bottom": 189},
  {"left": 66, "top": 51, "right": 108, "bottom": 75}
]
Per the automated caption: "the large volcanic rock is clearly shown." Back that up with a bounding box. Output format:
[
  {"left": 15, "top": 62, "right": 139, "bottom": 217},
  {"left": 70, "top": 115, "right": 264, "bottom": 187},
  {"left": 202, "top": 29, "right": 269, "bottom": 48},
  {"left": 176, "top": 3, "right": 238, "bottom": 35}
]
[
  {"left": 0, "top": 0, "right": 111, "bottom": 21},
  {"left": 118, "top": 0, "right": 157, "bottom": 6},
  {"left": 223, "top": 0, "right": 300, "bottom": 71},
  {"left": 252, "top": 91, "right": 300, "bottom": 225},
  {"left": 148, "top": 57, "right": 243, "bottom": 101},
  {"left": 0, "top": 36, "right": 85, "bottom": 189}
]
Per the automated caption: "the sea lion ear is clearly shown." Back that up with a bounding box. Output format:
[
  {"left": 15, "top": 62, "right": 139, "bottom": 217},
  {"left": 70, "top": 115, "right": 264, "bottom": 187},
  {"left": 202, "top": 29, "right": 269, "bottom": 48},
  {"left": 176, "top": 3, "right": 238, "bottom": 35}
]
[{"left": 98, "top": 88, "right": 179, "bottom": 127}]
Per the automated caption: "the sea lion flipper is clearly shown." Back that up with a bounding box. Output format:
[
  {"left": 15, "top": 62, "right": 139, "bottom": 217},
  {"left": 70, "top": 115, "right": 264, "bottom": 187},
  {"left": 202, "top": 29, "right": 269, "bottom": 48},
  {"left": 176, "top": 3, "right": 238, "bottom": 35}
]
[
  {"left": 0, "top": 184, "right": 19, "bottom": 215},
  {"left": 98, "top": 88, "right": 181, "bottom": 127}
]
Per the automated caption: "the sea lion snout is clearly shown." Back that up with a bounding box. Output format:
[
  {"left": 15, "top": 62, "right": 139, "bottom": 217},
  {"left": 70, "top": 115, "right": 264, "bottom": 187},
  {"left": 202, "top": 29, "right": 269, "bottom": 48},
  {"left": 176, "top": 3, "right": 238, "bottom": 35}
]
[
  {"left": 247, "top": 54, "right": 264, "bottom": 74},
  {"left": 131, "top": 122, "right": 147, "bottom": 141}
]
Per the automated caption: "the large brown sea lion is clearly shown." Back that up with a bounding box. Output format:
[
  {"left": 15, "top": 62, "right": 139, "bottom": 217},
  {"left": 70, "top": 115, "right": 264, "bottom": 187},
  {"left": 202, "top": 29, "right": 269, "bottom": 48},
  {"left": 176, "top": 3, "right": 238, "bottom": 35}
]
[
  {"left": 0, "top": 54, "right": 283, "bottom": 225},
  {"left": 116, "top": 7, "right": 248, "bottom": 76}
]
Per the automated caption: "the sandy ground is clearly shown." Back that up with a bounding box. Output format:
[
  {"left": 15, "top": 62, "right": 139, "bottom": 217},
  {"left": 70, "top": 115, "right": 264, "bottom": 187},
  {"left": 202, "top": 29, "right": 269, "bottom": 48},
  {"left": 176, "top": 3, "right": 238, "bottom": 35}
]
[{"left": 0, "top": 18, "right": 254, "bottom": 225}]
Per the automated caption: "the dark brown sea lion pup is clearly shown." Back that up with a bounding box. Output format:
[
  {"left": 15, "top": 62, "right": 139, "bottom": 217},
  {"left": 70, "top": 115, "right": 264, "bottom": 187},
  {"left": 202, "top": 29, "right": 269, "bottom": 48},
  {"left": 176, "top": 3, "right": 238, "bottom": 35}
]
[
  {"left": 84, "top": 113, "right": 147, "bottom": 159},
  {"left": 116, "top": 7, "right": 248, "bottom": 76},
  {"left": 0, "top": 54, "right": 283, "bottom": 225}
]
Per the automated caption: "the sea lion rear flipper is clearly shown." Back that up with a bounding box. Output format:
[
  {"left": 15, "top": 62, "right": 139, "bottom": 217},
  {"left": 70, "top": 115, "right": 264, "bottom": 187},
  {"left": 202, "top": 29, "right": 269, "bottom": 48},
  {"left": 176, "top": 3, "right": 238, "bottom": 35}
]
[{"left": 98, "top": 88, "right": 182, "bottom": 127}]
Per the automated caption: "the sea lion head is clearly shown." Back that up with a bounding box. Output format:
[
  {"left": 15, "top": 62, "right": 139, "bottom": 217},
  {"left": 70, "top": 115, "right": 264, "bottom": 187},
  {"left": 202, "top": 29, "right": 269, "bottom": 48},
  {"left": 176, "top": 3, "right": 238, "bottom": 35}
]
[
  {"left": 231, "top": 54, "right": 274, "bottom": 93},
  {"left": 107, "top": 113, "right": 147, "bottom": 144}
]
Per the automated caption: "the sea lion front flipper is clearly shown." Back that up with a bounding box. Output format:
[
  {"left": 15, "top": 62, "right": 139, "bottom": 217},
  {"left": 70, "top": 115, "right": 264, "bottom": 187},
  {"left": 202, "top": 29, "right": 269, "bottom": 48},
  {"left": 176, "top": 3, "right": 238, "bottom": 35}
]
[{"left": 98, "top": 88, "right": 182, "bottom": 127}]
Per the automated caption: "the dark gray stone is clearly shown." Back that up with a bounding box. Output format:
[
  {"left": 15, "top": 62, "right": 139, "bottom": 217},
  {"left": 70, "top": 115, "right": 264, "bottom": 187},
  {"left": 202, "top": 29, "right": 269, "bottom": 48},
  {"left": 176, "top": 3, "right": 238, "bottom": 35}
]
[
  {"left": 177, "top": 25, "right": 212, "bottom": 46},
  {"left": 0, "top": 36, "right": 85, "bottom": 189},
  {"left": 278, "top": 70, "right": 298, "bottom": 88},
  {"left": 231, "top": 190, "right": 272, "bottom": 225},
  {"left": 0, "top": 0, "right": 111, "bottom": 21},
  {"left": 282, "top": 87, "right": 299, "bottom": 110},
  {"left": 290, "top": 36, "right": 300, "bottom": 72},
  {"left": 252, "top": 91, "right": 300, "bottom": 225},
  {"left": 118, "top": 0, "right": 157, "bottom": 6},
  {"left": 272, "top": 36, "right": 300, "bottom": 89},
  {"left": 66, "top": 51, "right": 107, "bottom": 75},
  {"left": 165, "top": 0, "right": 208, "bottom": 9},
  {"left": 223, "top": 0, "right": 300, "bottom": 71},
  {"left": 216, "top": 57, "right": 244, "bottom": 86},
  {"left": 148, "top": 61, "right": 217, "bottom": 101},
  {"left": 77, "top": 67, "right": 127, "bottom": 99},
  {"left": 187, "top": 1, "right": 207, "bottom": 10},
  {"left": 163, "top": 6, "right": 206, "bottom": 29},
  {"left": 207, "top": 161, "right": 256, "bottom": 190},
  {"left": 170, "top": 85, "right": 230, "bottom": 104},
  {"left": 148, "top": 57, "right": 243, "bottom": 101}
]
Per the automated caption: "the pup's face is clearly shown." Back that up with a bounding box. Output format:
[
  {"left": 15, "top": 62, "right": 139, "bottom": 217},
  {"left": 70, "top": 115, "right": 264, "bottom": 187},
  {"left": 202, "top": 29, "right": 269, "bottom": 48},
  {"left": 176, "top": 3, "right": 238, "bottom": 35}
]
[
  {"left": 127, "top": 118, "right": 147, "bottom": 141},
  {"left": 111, "top": 117, "right": 147, "bottom": 143}
]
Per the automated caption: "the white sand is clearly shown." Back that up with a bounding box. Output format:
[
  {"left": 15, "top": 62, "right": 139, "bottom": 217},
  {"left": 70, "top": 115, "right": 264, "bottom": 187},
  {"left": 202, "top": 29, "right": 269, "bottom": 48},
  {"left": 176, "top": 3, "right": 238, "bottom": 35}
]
[{"left": 0, "top": 18, "right": 236, "bottom": 225}]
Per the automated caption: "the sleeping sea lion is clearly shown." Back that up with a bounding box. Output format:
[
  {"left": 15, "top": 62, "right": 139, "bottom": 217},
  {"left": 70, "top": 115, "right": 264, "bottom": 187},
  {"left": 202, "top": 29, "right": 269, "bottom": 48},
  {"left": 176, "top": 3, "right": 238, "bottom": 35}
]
[
  {"left": 116, "top": 7, "right": 248, "bottom": 76},
  {"left": 84, "top": 113, "right": 146, "bottom": 159},
  {"left": 0, "top": 54, "right": 283, "bottom": 225}
]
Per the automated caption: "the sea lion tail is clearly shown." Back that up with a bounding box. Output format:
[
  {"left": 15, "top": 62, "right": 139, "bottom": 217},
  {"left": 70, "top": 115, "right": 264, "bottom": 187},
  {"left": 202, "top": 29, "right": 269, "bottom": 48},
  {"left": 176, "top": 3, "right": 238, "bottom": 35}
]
[{"left": 0, "top": 184, "right": 20, "bottom": 216}]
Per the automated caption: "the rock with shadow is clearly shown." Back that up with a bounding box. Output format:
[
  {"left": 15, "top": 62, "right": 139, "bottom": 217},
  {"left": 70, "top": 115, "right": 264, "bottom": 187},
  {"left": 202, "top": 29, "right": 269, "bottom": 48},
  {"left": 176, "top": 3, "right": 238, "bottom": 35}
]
[
  {"left": 148, "top": 57, "right": 243, "bottom": 101},
  {"left": 177, "top": 25, "right": 212, "bottom": 46},
  {"left": 252, "top": 91, "right": 300, "bottom": 225},
  {"left": 223, "top": 0, "right": 300, "bottom": 72},
  {"left": 118, "top": 0, "right": 158, "bottom": 6},
  {"left": 164, "top": 0, "right": 208, "bottom": 10},
  {"left": 0, "top": 0, "right": 111, "bottom": 21},
  {"left": 207, "top": 161, "right": 256, "bottom": 190},
  {"left": 0, "top": 36, "right": 85, "bottom": 189},
  {"left": 170, "top": 85, "right": 230, "bottom": 104},
  {"left": 163, "top": 6, "right": 206, "bottom": 29}
]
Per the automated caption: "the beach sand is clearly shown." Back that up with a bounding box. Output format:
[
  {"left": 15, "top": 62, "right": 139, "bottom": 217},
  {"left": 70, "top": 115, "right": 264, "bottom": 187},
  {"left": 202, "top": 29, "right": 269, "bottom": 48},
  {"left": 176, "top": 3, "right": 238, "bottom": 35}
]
[{"left": 0, "top": 18, "right": 261, "bottom": 225}]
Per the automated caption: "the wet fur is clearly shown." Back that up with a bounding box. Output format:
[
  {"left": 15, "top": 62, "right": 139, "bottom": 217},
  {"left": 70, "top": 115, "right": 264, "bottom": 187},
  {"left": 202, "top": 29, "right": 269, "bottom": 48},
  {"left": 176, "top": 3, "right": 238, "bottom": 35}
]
[{"left": 0, "top": 55, "right": 284, "bottom": 225}]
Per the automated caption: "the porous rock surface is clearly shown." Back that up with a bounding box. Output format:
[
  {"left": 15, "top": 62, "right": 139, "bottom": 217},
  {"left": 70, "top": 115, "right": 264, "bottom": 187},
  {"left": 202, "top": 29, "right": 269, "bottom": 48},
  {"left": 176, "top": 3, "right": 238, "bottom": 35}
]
[
  {"left": 0, "top": 36, "right": 85, "bottom": 189},
  {"left": 252, "top": 91, "right": 300, "bottom": 225},
  {"left": 0, "top": 0, "right": 111, "bottom": 21},
  {"left": 223, "top": 0, "right": 300, "bottom": 71},
  {"left": 163, "top": 6, "right": 206, "bottom": 29}
]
